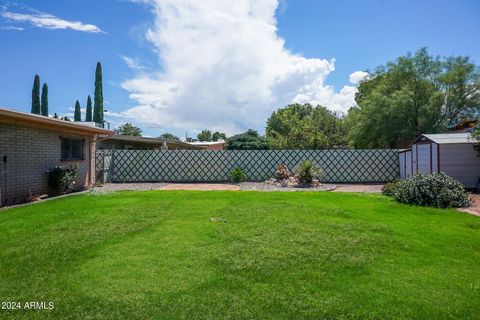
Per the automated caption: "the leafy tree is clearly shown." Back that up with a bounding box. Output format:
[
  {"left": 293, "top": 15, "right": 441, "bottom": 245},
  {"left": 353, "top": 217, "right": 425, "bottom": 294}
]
[
  {"left": 225, "top": 130, "right": 269, "bottom": 150},
  {"left": 113, "top": 123, "right": 142, "bottom": 136},
  {"left": 266, "top": 103, "right": 346, "bottom": 149},
  {"left": 40, "top": 83, "right": 48, "bottom": 116},
  {"left": 158, "top": 133, "right": 180, "bottom": 140},
  {"left": 31, "top": 74, "right": 41, "bottom": 114},
  {"left": 93, "top": 62, "right": 104, "bottom": 123},
  {"left": 347, "top": 48, "right": 480, "bottom": 148},
  {"left": 74, "top": 100, "right": 81, "bottom": 121},
  {"left": 85, "top": 95, "right": 93, "bottom": 122},
  {"left": 197, "top": 130, "right": 212, "bottom": 141},
  {"left": 212, "top": 131, "right": 227, "bottom": 141}
]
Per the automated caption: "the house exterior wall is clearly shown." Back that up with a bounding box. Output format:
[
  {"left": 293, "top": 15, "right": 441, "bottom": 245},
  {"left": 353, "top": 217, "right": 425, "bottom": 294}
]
[
  {"left": 0, "top": 122, "right": 95, "bottom": 205},
  {"left": 439, "top": 144, "right": 480, "bottom": 188}
]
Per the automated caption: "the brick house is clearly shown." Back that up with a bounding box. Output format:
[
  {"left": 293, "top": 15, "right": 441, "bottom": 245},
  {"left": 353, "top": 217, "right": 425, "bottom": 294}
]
[{"left": 0, "top": 108, "right": 112, "bottom": 206}]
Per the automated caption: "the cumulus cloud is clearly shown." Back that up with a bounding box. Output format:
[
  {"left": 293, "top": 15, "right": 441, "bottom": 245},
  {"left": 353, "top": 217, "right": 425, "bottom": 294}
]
[
  {"left": 349, "top": 71, "right": 369, "bottom": 84},
  {"left": 1, "top": 9, "right": 104, "bottom": 33},
  {"left": 122, "top": 0, "right": 359, "bottom": 134}
]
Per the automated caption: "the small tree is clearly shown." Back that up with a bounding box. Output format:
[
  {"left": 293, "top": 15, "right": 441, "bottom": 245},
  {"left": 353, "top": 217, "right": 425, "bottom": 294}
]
[
  {"left": 41, "top": 83, "right": 48, "bottom": 116},
  {"left": 74, "top": 100, "right": 82, "bottom": 121},
  {"left": 159, "top": 132, "right": 180, "bottom": 140},
  {"left": 197, "top": 129, "right": 212, "bottom": 141},
  {"left": 114, "top": 123, "right": 142, "bottom": 136},
  {"left": 85, "top": 95, "right": 93, "bottom": 122},
  {"left": 93, "top": 62, "right": 104, "bottom": 123},
  {"left": 212, "top": 131, "right": 227, "bottom": 141},
  {"left": 31, "top": 74, "right": 41, "bottom": 114},
  {"left": 225, "top": 130, "right": 269, "bottom": 150}
]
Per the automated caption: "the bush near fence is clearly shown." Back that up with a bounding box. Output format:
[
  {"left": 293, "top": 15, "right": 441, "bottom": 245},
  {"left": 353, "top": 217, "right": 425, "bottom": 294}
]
[{"left": 96, "top": 149, "right": 399, "bottom": 184}]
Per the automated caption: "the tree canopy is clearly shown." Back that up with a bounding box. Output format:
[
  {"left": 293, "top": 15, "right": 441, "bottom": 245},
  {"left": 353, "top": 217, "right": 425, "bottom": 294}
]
[
  {"left": 159, "top": 133, "right": 180, "bottom": 140},
  {"left": 85, "top": 95, "right": 93, "bottom": 122},
  {"left": 266, "top": 103, "right": 346, "bottom": 149},
  {"left": 41, "top": 83, "right": 48, "bottom": 116},
  {"left": 197, "top": 130, "right": 212, "bottom": 141},
  {"left": 93, "top": 62, "right": 104, "bottom": 123},
  {"left": 212, "top": 131, "right": 227, "bottom": 141},
  {"left": 347, "top": 48, "right": 480, "bottom": 148},
  {"left": 74, "top": 100, "right": 81, "bottom": 122},
  {"left": 31, "top": 75, "right": 41, "bottom": 115},
  {"left": 225, "top": 130, "right": 269, "bottom": 150},
  {"left": 113, "top": 123, "right": 142, "bottom": 136}
]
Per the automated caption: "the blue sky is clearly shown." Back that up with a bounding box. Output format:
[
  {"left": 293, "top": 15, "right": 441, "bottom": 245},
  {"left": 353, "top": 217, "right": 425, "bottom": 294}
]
[{"left": 1, "top": 0, "right": 479, "bottom": 137}]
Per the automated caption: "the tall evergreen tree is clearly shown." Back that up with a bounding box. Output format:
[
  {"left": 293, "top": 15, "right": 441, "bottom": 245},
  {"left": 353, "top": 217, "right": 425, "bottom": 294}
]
[
  {"left": 93, "top": 62, "right": 104, "bottom": 123},
  {"left": 31, "top": 74, "right": 41, "bottom": 114},
  {"left": 40, "top": 83, "right": 48, "bottom": 116},
  {"left": 85, "top": 95, "right": 93, "bottom": 122},
  {"left": 74, "top": 100, "right": 81, "bottom": 122}
]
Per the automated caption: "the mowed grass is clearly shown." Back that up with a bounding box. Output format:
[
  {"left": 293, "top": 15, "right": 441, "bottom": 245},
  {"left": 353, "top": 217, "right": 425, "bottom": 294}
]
[{"left": 0, "top": 191, "right": 479, "bottom": 319}]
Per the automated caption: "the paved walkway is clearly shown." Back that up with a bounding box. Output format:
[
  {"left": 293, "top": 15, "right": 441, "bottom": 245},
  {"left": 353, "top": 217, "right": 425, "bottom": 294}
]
[{"left": 458, "top": 194, "right": 480, "bottom": 217}]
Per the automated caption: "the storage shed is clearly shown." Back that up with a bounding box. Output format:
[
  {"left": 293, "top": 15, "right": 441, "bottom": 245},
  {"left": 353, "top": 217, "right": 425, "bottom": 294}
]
[{"left": 399, "top": 133, "right": 480, "bottom": 188}]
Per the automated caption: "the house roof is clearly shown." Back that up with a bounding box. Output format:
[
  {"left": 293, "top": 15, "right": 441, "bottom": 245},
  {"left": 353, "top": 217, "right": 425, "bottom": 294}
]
[
  {"left": 0, "top": 107, "right": 112, "bottom": 135},
  {"left": 412, "top": 133, "right": 476, "bottom": 145},
  {"left": 104, "top": 135, "right": 205, "bottom": 150},
  {"left": 188, "top": 140, "right": 225, "bottom": 146}
]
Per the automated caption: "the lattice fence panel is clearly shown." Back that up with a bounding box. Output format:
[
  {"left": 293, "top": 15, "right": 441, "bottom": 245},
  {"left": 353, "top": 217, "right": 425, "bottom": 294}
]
[{"left": 96, "top": 149, "right": 399, "bottom": 183}]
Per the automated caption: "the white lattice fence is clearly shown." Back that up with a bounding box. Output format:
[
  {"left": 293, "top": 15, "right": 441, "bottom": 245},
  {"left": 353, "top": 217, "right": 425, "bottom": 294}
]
[{"left": 96, "top": 149, "right": 399, "bottom": 183}]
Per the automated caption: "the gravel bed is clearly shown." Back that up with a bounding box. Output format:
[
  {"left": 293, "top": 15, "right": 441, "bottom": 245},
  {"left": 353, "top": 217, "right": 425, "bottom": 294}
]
[
  {"left": 93, "top": 183, "right": 167, "bottom": 193},
  {"left": 240, "top": 182, "right": 337, "bottom": 192}
]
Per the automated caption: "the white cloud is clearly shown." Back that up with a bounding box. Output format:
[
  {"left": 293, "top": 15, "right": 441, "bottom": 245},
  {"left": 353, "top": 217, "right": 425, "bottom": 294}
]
[
  {"left": 1, "top": 25, "right": 24, "bottom": 30},
  {"left": 122, "top": 0, "right": 359, "bottom": 134},
  {"left": 1, "top": 10, "right": 104, "bottom": 33},
  {"left": 120, "top": 55, "right": 146, "bottom": 70},
  {"left": 349, "top": 71, "right": 369, "bottom": 84}
]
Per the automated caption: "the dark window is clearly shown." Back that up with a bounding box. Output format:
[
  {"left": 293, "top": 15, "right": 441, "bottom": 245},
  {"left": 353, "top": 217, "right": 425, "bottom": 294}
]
[{"left": 61, "top": 138, "right": 84, "bottom": 160}]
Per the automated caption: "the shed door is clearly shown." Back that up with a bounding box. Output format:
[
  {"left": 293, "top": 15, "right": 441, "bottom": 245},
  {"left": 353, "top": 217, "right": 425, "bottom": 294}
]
[
  {"left": 405, "top": 151, "right": 412, "bottom": 178},
  {"left": 417, "top": 144, "right": 432, "bottom": 174}
]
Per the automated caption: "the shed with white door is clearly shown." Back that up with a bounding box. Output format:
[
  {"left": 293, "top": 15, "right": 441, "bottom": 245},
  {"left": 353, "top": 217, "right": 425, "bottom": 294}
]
[{"left": 399, "top": 133, "right": 480, "bottom": 188}]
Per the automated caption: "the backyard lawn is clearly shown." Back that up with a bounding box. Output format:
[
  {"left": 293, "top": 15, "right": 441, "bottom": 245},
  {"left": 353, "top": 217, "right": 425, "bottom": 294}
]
[{"left": 1, "top": 191, "right": 479, "bottom": 319}]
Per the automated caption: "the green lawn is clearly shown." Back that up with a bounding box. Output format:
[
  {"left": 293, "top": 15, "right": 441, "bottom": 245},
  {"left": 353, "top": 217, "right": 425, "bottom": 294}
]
[{"left": 0, "top": 191, "right": 479, "bottom": 319}]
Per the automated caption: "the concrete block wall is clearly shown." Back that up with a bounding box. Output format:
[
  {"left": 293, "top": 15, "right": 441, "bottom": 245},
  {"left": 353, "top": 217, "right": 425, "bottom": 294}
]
[{"left": 0, "top": 123, "right": 95, "bottom": 205}]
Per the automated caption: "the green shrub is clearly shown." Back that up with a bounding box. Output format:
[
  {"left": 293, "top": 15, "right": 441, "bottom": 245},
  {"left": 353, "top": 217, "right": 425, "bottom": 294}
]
[
  {"left": 295, "top": 160, "right": 322, "bottom": 184},
  {"left": 48, "top": 165, "right": 78, "bottom": 194},
  {"left": 393, "top": 173, "right": 470, "bottom": 208},
  {"left": 382, "top": 180, "right": 403, "bottom": 197},
  {"left": 228, "top": 167, "right": 247, "bottom": 184}
]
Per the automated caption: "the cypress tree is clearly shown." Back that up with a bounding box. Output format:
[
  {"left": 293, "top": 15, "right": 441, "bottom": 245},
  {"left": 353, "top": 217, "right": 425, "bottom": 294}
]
[
  {"left": 74, "top": 100, "right": 81, "bottom": 122},
  {"left": 31, "top": 74, "right": 41, "bottom": 114},
  {"left": 41, "top": 83, "right": 48, "bottom": 116},
  {"left": 85, "top": 95, "right": 93, "bottom": 122},
  {"left": 93, "top": 62, "right": 104, "bottom": 123}
]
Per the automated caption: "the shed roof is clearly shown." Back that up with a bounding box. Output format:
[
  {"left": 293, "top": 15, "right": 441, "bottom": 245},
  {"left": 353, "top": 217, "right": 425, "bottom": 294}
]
[
  {"left": 412, "top": 133, "right": 476, "bottom": 145},
  {"left": 0, "top": 107, "right": 112, "bottom": 135}
]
